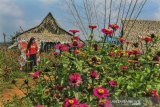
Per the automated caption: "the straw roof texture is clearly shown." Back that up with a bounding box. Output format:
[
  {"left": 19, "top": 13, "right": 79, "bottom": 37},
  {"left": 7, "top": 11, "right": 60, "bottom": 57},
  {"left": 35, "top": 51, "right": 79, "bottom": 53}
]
[{"left": 13, "top": 12, "right": 73, "bottom": 43}]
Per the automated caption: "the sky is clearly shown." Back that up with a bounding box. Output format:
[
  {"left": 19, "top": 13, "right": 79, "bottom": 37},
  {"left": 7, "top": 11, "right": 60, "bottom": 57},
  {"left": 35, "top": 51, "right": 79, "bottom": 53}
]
[{"left": 0, "top": 0, "right": 160, "bottom": 42}]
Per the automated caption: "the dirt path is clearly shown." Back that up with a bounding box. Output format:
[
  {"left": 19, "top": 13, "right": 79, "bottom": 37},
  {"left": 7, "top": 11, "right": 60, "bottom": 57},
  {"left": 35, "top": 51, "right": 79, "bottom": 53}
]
[{"left": 0, "top": 78, "right": 35, "bottom": 106}]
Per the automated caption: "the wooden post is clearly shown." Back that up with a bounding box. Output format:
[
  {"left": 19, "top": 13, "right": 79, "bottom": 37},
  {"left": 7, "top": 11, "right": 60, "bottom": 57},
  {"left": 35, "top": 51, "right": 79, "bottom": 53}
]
[{"left": 3, "top": 33, "right": 6, "bottom": 45}]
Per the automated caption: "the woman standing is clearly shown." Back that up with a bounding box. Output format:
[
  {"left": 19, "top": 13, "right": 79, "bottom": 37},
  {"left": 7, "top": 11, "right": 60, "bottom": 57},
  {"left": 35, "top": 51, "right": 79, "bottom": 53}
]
[{"left": 26, "top": 37, "right": 38, "bottom": 71}]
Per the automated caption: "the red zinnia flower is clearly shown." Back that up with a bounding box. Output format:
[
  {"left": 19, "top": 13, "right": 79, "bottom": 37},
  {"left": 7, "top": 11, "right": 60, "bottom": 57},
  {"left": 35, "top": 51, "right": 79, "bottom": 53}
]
[
  {"left": 109, "top": 24, "right": 119, "bottom": 30},
  {"left": 142, "top": 37, "right": 153, "bottom": 43},
  {"left": 89, "top": 25, "right": 97, "bottom": 29},
  {"left": 126, "top": 42, "right": 132, "bottom": 45},
  {"left": 153, "top": 55, "right": 159, "bottom": 61},
  {"left": 30, "top": 70, "right": 41, "bottom": 79},
  {"left": 108, "top": 52, "right": 115, "bottom": 57},
  {"left": 69, "top": 73, "right": 82, "bottom": 86},
  {"left": 117, "top": 50, "right": 124, "bottom": 56},
  {"left": 55, "top": 84, "right": 64, "bottom": 91},
  {"left": 120, "top": 66, "right": 128, "bottom": 70},
  {"left": 152, "top": 89, "right": 158, "bottom": 97},
  {"left": 90, "top": 70, "right": 99, "bottom": 79},
  {"left": 98, "top": 100, "right": 112, "bottom": 107},
  {"left": 125, "top": 50, "right": 133, "bottom": 56},
  {"left": 69, "top": 29, "right": 80, "bottom": 34},
  {"left": 118, "top": 38, "right": 125, "bottom": 43},
  {"left": 102, "top": 28, "right": 113, "bottom": 36},
  {"left": 109, "top": 80, "right": 117, "bottom": 87},
  {"left": 131, "top": 49, "right": 140, "bottom": 55},
  {"left": 74, "top": 50, "right": 80, "bottom": 54},
  {"left": 52, "top": 52, "right": 58, "bottom": 55},
  {"left": 59, "top": 44, "right": 69, "bottom": 52},
  {"left": 63, "top": 98, "right": 79, "bottom": 107},
  {"left": 35, "top": 105, "right": 44, "bottom": 107},
  {"left": 93, "top": 87, "right": 109, "bottom": 99}
]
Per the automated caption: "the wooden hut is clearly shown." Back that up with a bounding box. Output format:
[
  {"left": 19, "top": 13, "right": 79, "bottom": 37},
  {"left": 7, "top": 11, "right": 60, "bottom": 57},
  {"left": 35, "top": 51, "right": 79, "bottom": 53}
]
[{"left": 11, "top": 12, "right": 73, "bottom": 51}]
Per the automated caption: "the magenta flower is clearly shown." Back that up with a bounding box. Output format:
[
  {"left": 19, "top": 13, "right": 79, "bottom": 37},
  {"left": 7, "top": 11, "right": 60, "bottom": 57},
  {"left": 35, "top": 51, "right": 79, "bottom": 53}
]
[
  {"left": 109, "top": 24, "right": 119, "bottom": 30},
  {"left": 109, "top": 80, "right": 117, "bottom": 87},
  {"left": 102, "top": 28, "right": 113, "bottom": 36},
  {"left": 59, "top": 44, "right": 69, "bottom": 52},
  {"left": 89, "top": 25, "right": 97, "bottom": 29},
  {"left": 35, "top": 104, "right": 44, "bottom": 107},
  {"left": 69, "top": 41, "right": 84, "bottom": 49},
  {"left": 90, "top": 70, "right": 99, "bottom": 79},
  {"left": 152, "top": 89, "right": 158, "bottom": 97},
  {"left": 63, "top": 98, "right": 79, "bottom": 107},
  {"left": 98, "top": 100, "right": 112, "bottom": 107},
  {"left": 93, "top": 87, "right": 109, "bottom": 99},
  {"left": 54, "top": 43, "right": 61, "bottom": 49},
  {"left": 31, "top": 70, "right": 41, "bottom": 79},
  {"left": 69, "top": 73, "right": 82, "bottom": 86},
  {"left": 79, "top": 104, "right": 89, "bottom": 107}
]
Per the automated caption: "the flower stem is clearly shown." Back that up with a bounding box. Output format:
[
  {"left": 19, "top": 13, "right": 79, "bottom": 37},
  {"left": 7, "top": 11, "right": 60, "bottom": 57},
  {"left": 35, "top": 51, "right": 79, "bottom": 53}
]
[{"left": 102, "top": 35, "right": 107, "bottom": 49}]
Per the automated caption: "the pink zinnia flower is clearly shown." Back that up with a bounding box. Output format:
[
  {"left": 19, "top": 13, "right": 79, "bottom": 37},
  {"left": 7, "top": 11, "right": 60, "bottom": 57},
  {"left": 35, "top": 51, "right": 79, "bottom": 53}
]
[
  {"left": 69, "top": 29, "right": 80, "bottom": 34},
  {"left": 89, "top": 25, "right": 97, "bottom": 29},
  {"left": 120, "top": 66, "right": 128, "bottom": 70},
  {"left": 109, "top": 80, "right": 117, "bottom": 87},
  {"left": 69, "top": 73, "right": 82, "bottom": 86},
  {"left": 35, "top": 105, "right": 44, "bottom": 107},
  {"left": 109, "top": 24, "right": 119, "bottom": 30},
  {"left": 93, "top": 87, "right": 109, "bottom": 99},
  {"left": 90, "top": 70, "right": 99, "bottom": 79},
  {"left": 142, "top": 37, "right": 153, "bottom": 43},
  {"left": 31, "top": 70, "right": 41, "bottom": 79},
  {"left": 69, "top": 41, "right": 83, "bottom": 48},
  {"left": 59, "top": 44, "right": 69, "bottom": 52},
  {"left": 98, "top": 100, "right": 112, "bottom": 107},
  {"left": 152, "top": 89, "right": 158, "bottom": 97},
  {"left": 63, "top": 98, "right": 79, "bottom": 107},
  {"left": 54, "top": 43, "right": 61, "bottom": 49},
  {"left": 79, "top": 104, "right": 89, "bottom": 107},
  {"left": 102, "top": 28, "right": 113, "bottom": 36}
]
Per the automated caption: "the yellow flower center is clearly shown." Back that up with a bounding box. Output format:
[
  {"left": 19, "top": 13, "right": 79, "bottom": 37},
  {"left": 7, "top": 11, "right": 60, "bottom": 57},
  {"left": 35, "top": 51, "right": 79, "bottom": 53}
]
[
  {"left": 98, "top": 89, "right": 104, "bottom": 94},
  {"left": 69, "top": 100, "right": 74, "bottom": 104}
]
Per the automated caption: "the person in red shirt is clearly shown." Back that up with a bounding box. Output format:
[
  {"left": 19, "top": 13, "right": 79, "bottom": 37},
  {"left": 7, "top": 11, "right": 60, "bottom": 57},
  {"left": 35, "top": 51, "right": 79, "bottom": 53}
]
[{"left": 26, "top": 37, "right": 38, "bottom": 71}]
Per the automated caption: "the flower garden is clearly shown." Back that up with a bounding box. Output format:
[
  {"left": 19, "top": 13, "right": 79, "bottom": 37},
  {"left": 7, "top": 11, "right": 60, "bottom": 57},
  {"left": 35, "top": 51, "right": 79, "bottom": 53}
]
[{"left": 1, "top": 24, "right": 160, "bottom": 107}]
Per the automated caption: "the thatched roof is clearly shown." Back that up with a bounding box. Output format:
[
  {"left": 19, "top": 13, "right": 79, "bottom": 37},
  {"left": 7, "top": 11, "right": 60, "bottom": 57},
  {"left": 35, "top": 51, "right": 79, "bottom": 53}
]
[
  {"left": 122, "top": 19, "right": 160, "bottom": 42},
  {"left": 13, "top": 12, "right": 73, "bottom": 43},
  {"left": 122, "top": 19, "right": 160, "bottom": 49}
]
